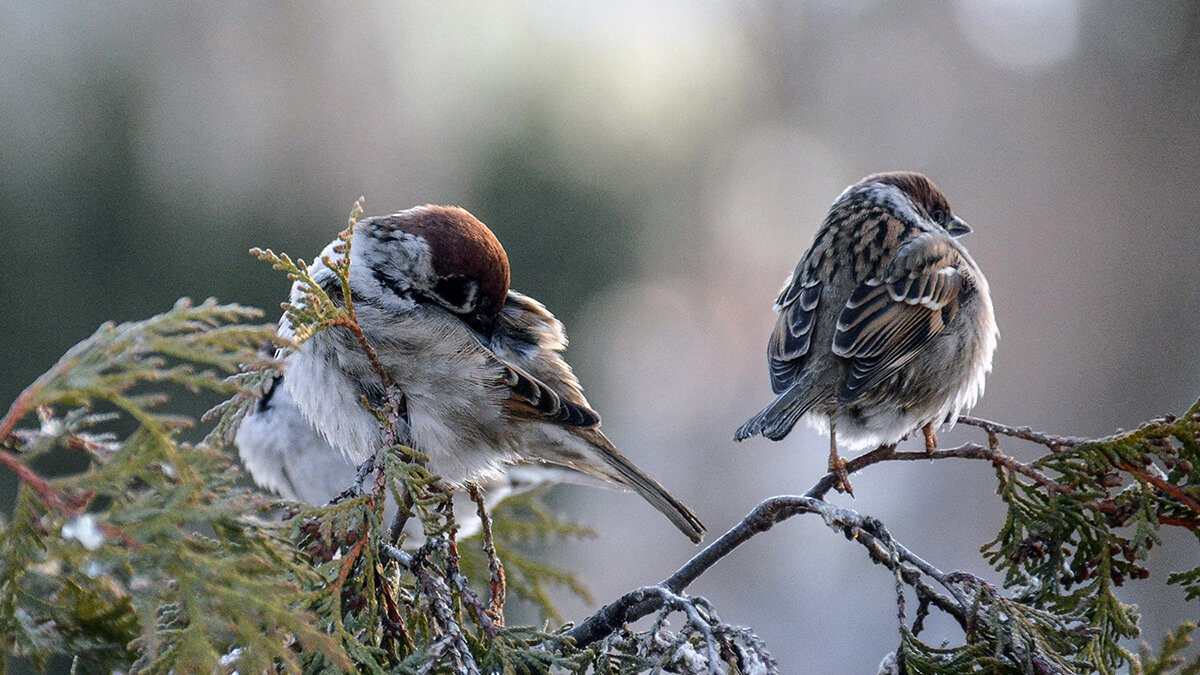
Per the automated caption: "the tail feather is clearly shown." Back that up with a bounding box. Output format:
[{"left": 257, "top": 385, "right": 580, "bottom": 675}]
[
  {"left": 734, "top": 388, "right": 819, "bottom": 442},
  {"left": 573, "top": 430, "right": 705, "bottom": 544}
]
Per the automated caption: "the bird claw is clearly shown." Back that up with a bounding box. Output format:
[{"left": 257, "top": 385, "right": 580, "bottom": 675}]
[
  {"left": 829, "top": 456, "right": 854, "bottom": 497},
  {"left": 922, "top": 423, "right": 938, "bottom": 456}
]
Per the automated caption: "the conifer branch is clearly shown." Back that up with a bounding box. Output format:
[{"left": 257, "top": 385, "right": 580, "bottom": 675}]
[
  {"left": 568, "top": 493, "right": 969, "bottom": 648},
  {"left": 959, "top": 415, "right": 1090, "bottom": 450},
  {"left": 572, "top": 401, "right": 1200, "bottom": 671},
  {"left": 468, "top": 482, "right": 507, "bottom": 625},
  {"left": 1117, "top": 461, "right": 1200, "bottom": 513}
]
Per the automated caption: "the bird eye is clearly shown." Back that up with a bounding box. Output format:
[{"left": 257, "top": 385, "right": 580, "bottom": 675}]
[
  {"left": 433, "top": 276, "right": 479, "bottom": 313},
  {"left": 931, "top": 209, "right": 948, "bottom": 226}
]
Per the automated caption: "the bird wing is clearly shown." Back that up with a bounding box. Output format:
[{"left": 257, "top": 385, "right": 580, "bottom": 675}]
[
  {"left": 831, "top": 231, "right": 964, "bottom": 401},
  {"left": 483, "top": 291, "right": 602, "bottom": 429},
  {"left": 492, "top": 291, "right": 704, "bottom": 542},
  {"left": 494, "top": 358, "right": 601, "bottom": 427},
  {"left": 767, "top": 270, "right": 824, "bottom": 394}
]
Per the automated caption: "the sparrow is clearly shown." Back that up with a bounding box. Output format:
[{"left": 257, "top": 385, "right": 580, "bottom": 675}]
[
  {"left": 234, "top": 373, "right": 606, "bottom": 541},
  {"left": 278, "top": 205, "right": 705, "bottom": 542},
  {"left": 734, "top": 172, "right": 998, "bottom": 494}
]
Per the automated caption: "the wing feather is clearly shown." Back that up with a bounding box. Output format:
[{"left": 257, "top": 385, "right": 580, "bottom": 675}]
[
  {"left": 498, "top": 361, "right": 600, "bottom": 427},
  {"left": 486, "top": 291, "right": 602, "bottom": 428},
  {"left": 768, "top": 278, "right": 822, "bottom": 394},
  {"left": 832, "top": 231, "right": 965, "bottom": 401}
]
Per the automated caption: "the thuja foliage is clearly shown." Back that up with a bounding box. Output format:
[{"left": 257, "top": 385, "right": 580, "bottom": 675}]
[
  {"left": 895, "top": 407, "right": 1200, "bottom": 673},
  {"left": 0, "top": 297, "right": 620, "bottom": 672},
  {"left": 0, "top": 299, "right": 342, "bottom": 672},
  {"left": 0, "top": 203, "right": 1194, "bottom": 673}
]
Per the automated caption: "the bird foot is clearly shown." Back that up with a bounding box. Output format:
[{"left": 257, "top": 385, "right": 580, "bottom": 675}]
[
  {"left": 922, "top": 423, "right": 938, "bottom": 456},
  {"left": 829, "top": 455, "right": 855, "bottom": 497}
]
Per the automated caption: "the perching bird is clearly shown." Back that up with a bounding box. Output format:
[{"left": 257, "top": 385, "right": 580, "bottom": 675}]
[
  {"left": 734, "top": 172, "right": 998, "bottom": 494},
  {"left": 279, "top": 205, "right": 705, "bottom": 542}
]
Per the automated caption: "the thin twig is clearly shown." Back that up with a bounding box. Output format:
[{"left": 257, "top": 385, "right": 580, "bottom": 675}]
[
  {"left": 328, "top": 317, "right": 394, "bottom": 391},
  {"left": 1117, "top": 461, "right": 1200, "bottom": 514},
  {"left": 0, "top": 381, "right": 76, "bottom": 514},
  {"left": 0, "top": 380, "right": 42, "bottom": 442},
  {"left": 958, "top": 416, "right": 1088, "bottom": 450},
  {"left": 887, "top": 444, "right": 1066, "bottom": 493},
  {"left": 412, "top": 539, "right": 480, "bottom": 674},
  {"left": 0, "top": 448, "right": 69, "bottom": 513},
  {"left": 327, "top": 198, "right": 392, "bottom": 394},
  {"left": 804, "top": 435, "right": 1068, "bottom": 500},
  {"left": 1158, "top": 515, "right": 1200, "bottom": 530},
  {"left": 379, "top": 543, "right": 414, "bottom": 567},
  {"left": 380, "top": 383, "right": 415, "bottom": 545},
  {"left": 332, "top": 533, "right": 369, "bottom": 598},
  {"left": 568, "top": 494, "right": 968, "bottom": 647},
  {"left": 389, "top": 491, "right": 416, "bottom": 546},
  {"left": 467, "top": 483, "right": 506, "bottom": 625},
  {"left": 445, "top": 521, "right": 498, "bottom": 639}
]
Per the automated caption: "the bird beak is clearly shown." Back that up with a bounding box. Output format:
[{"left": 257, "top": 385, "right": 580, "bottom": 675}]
[{"left": 947, "top": 216, "right": 972, "bottom": 237}]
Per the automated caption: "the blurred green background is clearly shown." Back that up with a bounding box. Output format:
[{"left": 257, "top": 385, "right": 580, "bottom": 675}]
[{"left": 3, "top": 1, "right": 1199, "bottom": 671}]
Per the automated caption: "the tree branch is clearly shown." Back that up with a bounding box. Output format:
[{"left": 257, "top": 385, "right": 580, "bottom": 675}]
[
  {"left": 886, "top": 443, "right": 1065, "bottom": 493},
  {"left": 467, "top": 483, "right": 506, "bottom": 624},
  {"left": 1117, "top": 461, "right": 1200, "bottom": 514},
  {"left": 568, "top": 493, "right": 969, "bottom": 647},
  {"left": 958, "top": 416, "right": 1088, "bottom": 450},
  {"left": 569, "top": 412, "right": 1181, "bottom": 649}
]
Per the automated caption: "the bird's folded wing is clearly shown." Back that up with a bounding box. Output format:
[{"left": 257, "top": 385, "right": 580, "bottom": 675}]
[
  {"left": 496, "top": 358, "right": 601, "bottom": 427},
  {"left": 832, "top": 231, "right": 964, "bottom": 401},
  {"left": 768, "top": 276, "right": 823, "bottom": 394},
  {"left": 470, "top": 294, "right": 602, "bottom": 429}
]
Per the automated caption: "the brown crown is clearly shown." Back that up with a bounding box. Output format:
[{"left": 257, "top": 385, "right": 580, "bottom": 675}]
[
  {"left": 860, "top": 172, "right": 952, "bottom": 221},
  {"left": 383, "top": 205, "right": 511, "bottom": 315}
]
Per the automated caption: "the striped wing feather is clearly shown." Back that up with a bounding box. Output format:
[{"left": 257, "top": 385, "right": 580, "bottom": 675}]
[
  {"left": 768, "top": 278, "right": 823, "bottom": 394},
  {"left": 832, "top": 231, "right": 964, "bottom": 401},
  {"left": 489, "top": 291, "right": 601, "bottom": 428}
]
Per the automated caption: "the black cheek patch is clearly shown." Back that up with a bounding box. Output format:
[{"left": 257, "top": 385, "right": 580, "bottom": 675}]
[{"left": 433, "top": 275, "right": 478, "bottom": 313}]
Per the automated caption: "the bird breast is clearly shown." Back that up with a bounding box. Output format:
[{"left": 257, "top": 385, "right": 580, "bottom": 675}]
[{"left": 361, "top": 306, "right": 520, "bottom": 483}]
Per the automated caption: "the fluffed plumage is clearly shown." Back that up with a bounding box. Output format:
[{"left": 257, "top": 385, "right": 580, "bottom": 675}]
[
  {"left": 735, "top": 173, "right": 998, "bottom": 491},
  {"left": 281, "top": 206, "right": 705, "bottom": 542}
]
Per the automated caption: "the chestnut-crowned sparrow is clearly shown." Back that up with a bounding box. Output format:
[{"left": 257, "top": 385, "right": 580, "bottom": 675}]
[
  {"left": 734, "top": 172, "right": 998, "bottom": 493},
  {"left": 280, "top": 205, "right": 705, "bottom": 542}
]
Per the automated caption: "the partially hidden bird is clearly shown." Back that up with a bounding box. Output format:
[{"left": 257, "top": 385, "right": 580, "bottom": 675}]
[{"left": 235, "top": 371, "right": 609, "bottom": 541}]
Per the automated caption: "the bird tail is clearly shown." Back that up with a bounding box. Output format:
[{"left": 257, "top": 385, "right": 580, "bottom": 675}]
[
  {"left": 572, "top": 430, "right": 705, "bottom": 544},
  {"left": 734, "top": 388, "right": 820, "bottom": 442}
]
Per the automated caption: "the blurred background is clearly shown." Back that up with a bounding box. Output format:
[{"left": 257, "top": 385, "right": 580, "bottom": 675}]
[{"left": 2, "top": 0, "right": 1198, "bottom": 671}]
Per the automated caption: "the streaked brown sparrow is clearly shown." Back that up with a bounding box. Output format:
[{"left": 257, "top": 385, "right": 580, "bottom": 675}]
[
  {"left": 734, "top": 172, "right": 998, "bottom": 494},
  {"left": 279, "top": 205, "right": 705, "bottom": 542}
]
